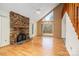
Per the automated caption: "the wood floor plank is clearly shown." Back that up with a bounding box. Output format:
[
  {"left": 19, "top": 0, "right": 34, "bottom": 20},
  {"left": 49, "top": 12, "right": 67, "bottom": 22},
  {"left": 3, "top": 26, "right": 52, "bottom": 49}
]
[{"left": 0, "top": 36, "right": 69, "bottom": 56}]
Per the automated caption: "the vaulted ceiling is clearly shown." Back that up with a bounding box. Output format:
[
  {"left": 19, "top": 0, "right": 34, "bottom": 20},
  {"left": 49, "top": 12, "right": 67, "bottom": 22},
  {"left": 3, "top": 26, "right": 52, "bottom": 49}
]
[{"left": 0, "top": 3, "right": 59, "bottom": 21}]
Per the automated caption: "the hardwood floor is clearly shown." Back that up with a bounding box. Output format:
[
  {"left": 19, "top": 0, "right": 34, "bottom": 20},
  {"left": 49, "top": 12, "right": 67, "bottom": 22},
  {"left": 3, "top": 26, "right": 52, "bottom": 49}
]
[{"left": 0, "top": 36, "right": 69, "bottom": 56}]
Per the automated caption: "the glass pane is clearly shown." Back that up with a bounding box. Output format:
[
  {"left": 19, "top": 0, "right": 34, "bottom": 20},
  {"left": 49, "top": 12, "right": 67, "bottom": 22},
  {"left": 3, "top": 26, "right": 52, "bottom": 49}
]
[
  {"left": 32, "top": 24, "right": 34, "bottom": 34},
  {"left": 42, "top": 23, "right": 52, "bottom": 33}
]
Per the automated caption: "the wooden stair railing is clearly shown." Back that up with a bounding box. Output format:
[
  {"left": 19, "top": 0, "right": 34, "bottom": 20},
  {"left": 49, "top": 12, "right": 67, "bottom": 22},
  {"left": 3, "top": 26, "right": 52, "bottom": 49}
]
[{"left": 63, "top": 3, "right": 79, "bottom": 39}]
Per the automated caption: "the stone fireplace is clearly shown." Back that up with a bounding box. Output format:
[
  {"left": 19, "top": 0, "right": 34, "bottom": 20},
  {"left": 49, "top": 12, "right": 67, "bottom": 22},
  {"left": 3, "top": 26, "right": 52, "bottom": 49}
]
[{"left": 10, "top": 11, "right": 29, "bottom": 44}]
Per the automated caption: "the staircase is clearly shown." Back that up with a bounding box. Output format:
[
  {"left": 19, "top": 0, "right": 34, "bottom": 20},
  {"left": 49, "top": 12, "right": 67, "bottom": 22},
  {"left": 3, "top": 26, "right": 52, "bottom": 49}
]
[{"left": 63, "top": 3, "right": 79, "bottom": 39}]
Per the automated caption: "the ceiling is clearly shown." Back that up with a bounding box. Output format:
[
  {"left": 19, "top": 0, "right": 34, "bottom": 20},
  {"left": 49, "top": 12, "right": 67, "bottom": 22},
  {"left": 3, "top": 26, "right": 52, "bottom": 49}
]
[{"left": 0, "top": 3, "right": 59, "bottom": 21}]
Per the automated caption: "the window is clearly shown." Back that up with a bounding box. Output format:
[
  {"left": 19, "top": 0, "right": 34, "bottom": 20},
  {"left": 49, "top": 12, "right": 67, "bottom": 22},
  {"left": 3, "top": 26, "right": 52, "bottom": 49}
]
[
  {"left": 42, "top": 11, "right": 53, "bottom": 21},
  {"left": 32, "top": 24, "right": 34, "bottom": 34},
  {"left": 45, "top": 13, "right": 52, "bottom": 21}
]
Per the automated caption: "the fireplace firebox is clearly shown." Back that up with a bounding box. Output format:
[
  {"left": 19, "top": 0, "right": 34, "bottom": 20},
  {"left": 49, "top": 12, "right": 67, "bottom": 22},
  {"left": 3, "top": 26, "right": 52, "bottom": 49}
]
[{"left": 17, "top": 32, "right": 26, "bottom": 43}]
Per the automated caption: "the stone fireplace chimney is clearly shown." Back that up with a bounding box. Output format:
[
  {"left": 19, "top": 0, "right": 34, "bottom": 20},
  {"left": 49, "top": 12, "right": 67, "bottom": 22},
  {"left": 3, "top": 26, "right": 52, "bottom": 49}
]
[{"left": 10, "top": 11, "right": 29, "bottom": 44}]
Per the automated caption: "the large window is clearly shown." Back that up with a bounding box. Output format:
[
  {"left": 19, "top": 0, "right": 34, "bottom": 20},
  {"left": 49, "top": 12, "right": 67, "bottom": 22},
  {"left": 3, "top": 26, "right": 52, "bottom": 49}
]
[
  {"left": 42, "top": 22, "right": 53, "bottom": 34},
  {"left": 42, "top": 11, "right": 53, "bottom": 21}
]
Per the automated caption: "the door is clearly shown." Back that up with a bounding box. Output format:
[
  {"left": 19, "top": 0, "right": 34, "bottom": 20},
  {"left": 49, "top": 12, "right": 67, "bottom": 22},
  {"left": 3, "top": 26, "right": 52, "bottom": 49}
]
[{"left": 0, "top": 16, "right": 10, "bottom": 47}]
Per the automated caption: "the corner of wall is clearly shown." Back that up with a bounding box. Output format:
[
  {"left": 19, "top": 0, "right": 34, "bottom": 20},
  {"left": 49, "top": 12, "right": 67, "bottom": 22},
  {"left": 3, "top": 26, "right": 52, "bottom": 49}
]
[{"left": 29, "top": 20, "right": 37, "bottom": 38}]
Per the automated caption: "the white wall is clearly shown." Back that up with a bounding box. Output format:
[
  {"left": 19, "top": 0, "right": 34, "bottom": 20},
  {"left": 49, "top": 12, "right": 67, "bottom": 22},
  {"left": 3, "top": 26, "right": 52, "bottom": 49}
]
[
  {"left": 29, "top": 20, "right": 37, "bottom": 38},
  {"left": 65, "top": 12, "right": 79, "bottom": 56},
  {"left": 62, "top": 13, "right": 66, "bottom": 39},
  {"left": 0, "top": 10, "right": 10, "bottom": 47}
]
